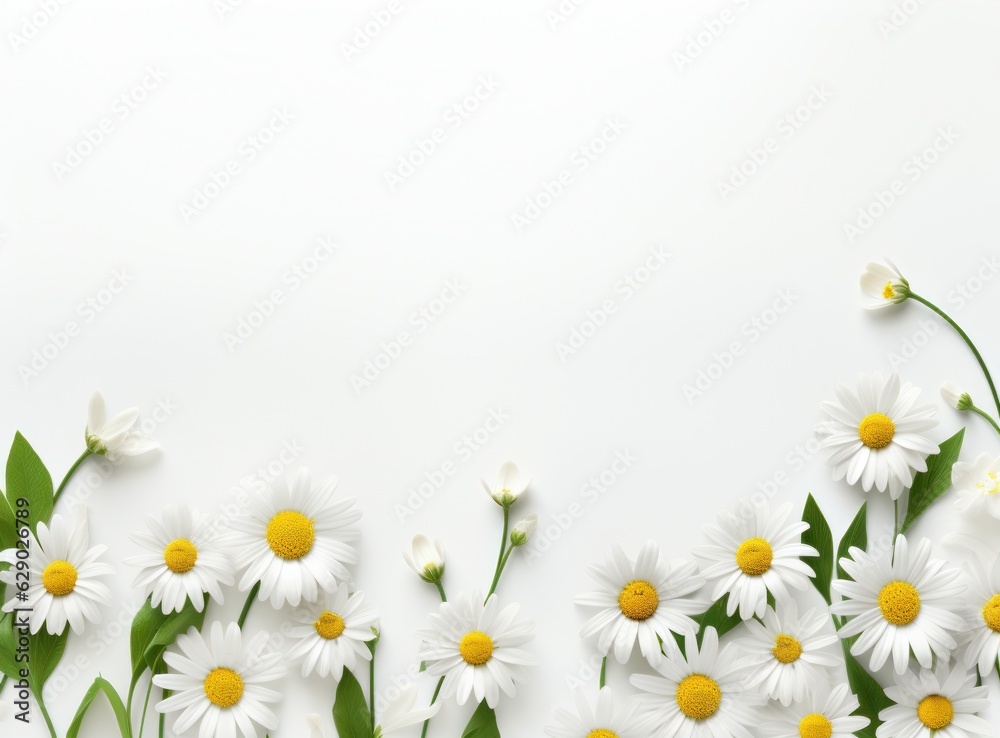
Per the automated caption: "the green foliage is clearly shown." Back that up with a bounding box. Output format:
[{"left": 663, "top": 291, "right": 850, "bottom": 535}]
[
  {"left": 901, "top": 429, "right": 965, "bottom": 533},
  {"left": 462, "top": 700, "right": 501, "bottom": 738},
  {"left": 801, "top": 494, "right": 834, "bottom": 604},
  {"left": 333, "top": 668, "right": 373, "bottom": 738}
]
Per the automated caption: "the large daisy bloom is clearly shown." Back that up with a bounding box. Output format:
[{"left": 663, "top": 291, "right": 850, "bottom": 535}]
[
  {"left": 960, "top": 554, "right": 1000, "bottom": 677},
  {"left": 832, "top": 535, "right": 966, "bottom": 675},
  {"left": 418, "top": 591, "right": 535, "bottom": 708},
  {"left": 952, "top": 452, "right": 1000, "bottom": 519},
  {"left": 285, "top": 584, "right": 379, "bottom": 679},
  {"left": 759, "top": 683, "right": 870, "bottom": 738},
  {"left": 154, "top": 621, "right": 285, "bottom": 738},
  {"left": 693, "top": 502, "right": 817, "bottom": 620},
  {"left": 818, "top": 372, "right": 938, "bottom": 499},
  {"left": 738, "top": 600, "right": 839, "bottom": 706},
  {"left": 481, "top": 461, "right": 530, "bottom": 506},
  {"left": 228, "top": 468, "right": 360, "bottom": 608},
  {"left": 575, "top": 542, "right": 704, "bottom": 666},
  {"left": 85, "top": 391, "right": 159, "bottom": 459},
  {"left": 877, "top": 663, "right": 991, "bottom": 738},
  {"left": 630, "top": 627, "right": 756, "bottom": 738},
  {"left": 860, "top": 258, "right": 909, "bottom": 310},
  {"left": 0, "top": 505, "right": 113, "bottom": 634},
  {"left": 124, "top": 504, "right": 234, "bottom": 613},
  {"left": 546, "top": 686, "right": 645, "bottom": 738}
]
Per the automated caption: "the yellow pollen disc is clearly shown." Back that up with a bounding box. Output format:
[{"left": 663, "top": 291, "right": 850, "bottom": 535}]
[
  {"left": 618, "top": 580, "right": 659, "bottom": 621},
  {"left": 163, "top": 538, "right": 198, "bottom": 573},
  {"left": 459, "top": 631, "right": 494, "bottom": 666},
  {"left": 878, "top": 581, "right": 921, "bottom": 625},
  {"left": 586, "top": 731, "right": 618, "bottom": 738},
  {"left": 675, "top": 674, "right": 721, "bottom": 720},
  {"left": 735, "top": 537, "right": 773, "bottom": 575},
  {"left": 858, "top": 412, "right": 895, "bottom": 450},
  {"left": 976, "top": 470, "right": 1000, "bottom": 496},
  {"left": 982, "top": 594, "right": 1000, "bottom": 632},
  {"left": 42, "top": 560, "right": 78, "bottom": 596},
  {"left": 772, "top": 633, "right": 803, "bottom": 664},
  {"left": 265, "top": 510, "right": 315, "bottom": 560},
  {"left": 882, "top": 282, "right": 896, "bottom": 299},
  {"left": 314, "top": 611, "right": 346, "bottom": 640},
  {"left": 203, "top": 667, "right": 244, "bottom": 708},
  {"left": 798, "top": 713, "right": 833, "bottom": 738},
  {"left": 917, "top": 694, "right": 953, "bottom": 730}
]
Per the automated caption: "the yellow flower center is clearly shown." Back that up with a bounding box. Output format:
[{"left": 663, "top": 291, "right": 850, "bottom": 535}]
[
  {"left": 878, "top": 581, "right": 921, "bottom": 625},
  {"left": 882, "top": 281, "right": 896, "bottom": 299},
  {"left": 858, "top": 412, "right": 895, "bottom": 450},
  {"left": 917, "top": 694, "right": 953, "bottom": 730},
  {"left": 982, "top": 594, "right": 1000, "bottom": 632},
  {"left": 618, "top": 580, "right": 659, "bottom": 620},
  {"left": 163, "top": 538, "right": 198, "bottom": 573},
  {"left": 586, "top": 731, "right": 618, "bottom": 738},
  {"left": 459, "top": 631, "right": 494, "bottom": 666},
  {"left": 314, "top": 611, "right": 346, "bottom": 640},
  {"left": 772, "top": 633, "right": 803, "bottom": 664},
  {"left": 735, "top": 537, "right": 773, "bottom": 575},
  {"left": 675, "top": 674, "right": 721, "bottom": 720},
  {"left": 798, "top": 713, "right": 833, "bottom": 738},
  {"left": 203, "top": 667, "right": 244, "bottom": 708},
  {"left": 976, "top": 470, "right": 1000, "bottom": 496},
  {"left": 265, "top": 510, "right": 315, "bottom": 560},
  {"left": 42, "top": 560, "right": 78, "bottom": 596}
]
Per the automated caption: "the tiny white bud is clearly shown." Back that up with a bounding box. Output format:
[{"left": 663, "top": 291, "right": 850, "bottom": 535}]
[
  {"left": 510, "top": 514, "right": 538, "bottom": 546},
  {"left": 940, "top": 381, "right": 973, "bottom": 411}
]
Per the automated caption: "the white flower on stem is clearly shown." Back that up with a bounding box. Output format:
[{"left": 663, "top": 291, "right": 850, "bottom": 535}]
[
  {"left": 877, "top": 662, "right": 992, "bottom": 738},
  {"left": 284, "top": 584, "right": 379, "bottom": 679},
  {"left": 481, "top": 461, "right": 530, "bottom": 507},
  {"left": 860, "top": 258, "right": 909, "bottom": 310},
  {"left": 510, "top": 514, "right": 538, "bottom": 547},
  {"left": 545, "top": 686, "right": 645, "bottom": 738},
  {"left": 378, "top": 683, "right": 441, "bottom": 735},
  {"left": 403, "top": 535, "right": 445, "bottom": 583},
  {"left": 759, "top": 684, "right": 870, "bottom": 738},
  {"left": 85, "top": 391, "right": 159, "bottom": 459},
  {"left": 953, "top": 452, "right": 1000, "bottom": 519},
  {"left": 961, "top": 554, "right": 1000, "bottom": 677},
  {"left": 940, "top": 381, "right": 974, "bottom": 411}
]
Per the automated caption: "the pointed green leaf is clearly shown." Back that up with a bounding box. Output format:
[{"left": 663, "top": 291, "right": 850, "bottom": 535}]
[
  {"left": 30, "top": 627, "right": 69, "bottom": 688},
  {"left": 837, "top": 502, "right": 868, "bottom": 582},
  {"left": 6, "top": 433, "right": 53, "bottom": 536},
  {"left": 841, "top": 638, "right": 890, "bottom": 736},
  {"left": 66, "top": 676, "right": 131, "bottom": 738},
  {"left": 462, "top": 700, "right": 501, "bottom": 738},
  {"left": 801, "top": 494, "right": 834, "bottom": 604},
  {"left": 0, "top": 612, "right": 20, "bottom": 681},
  {"left": 901, "top": 428, "right": 965, "bottom": 534},
  {"left": 0, "top": 493, "right": 16, "bottom": 552},
  {"left": 695, "top": 593, "right": 743, "bottom": 643},
  {"left": 127, "top": 598, "right": 172, "bottom": 715},
  {"left": 332, "top": 667, "right": 373, "bottom": 738},
  {"left": 142, "top": 595, "right": 208, "bottom": 672}
]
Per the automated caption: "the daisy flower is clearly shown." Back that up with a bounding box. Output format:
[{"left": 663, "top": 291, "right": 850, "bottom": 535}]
[
  {"left": 0, "top": 505, "right": 113, "bottom": 634},
  {"left": 759, "top": 683, "right": 870, "bottom": 738},
  {"left": 228, "top": 468, "right": 360, "bottom": 608},
  {"left": 124, "top": 504, "right": 235, "bottom": 614},
  {"left": 818, "top": 372, "right": 938, "bottom": 500},
  {"left": 832, "top": 534, "right": 966, "bottom": 675},
  {"left": 693, "top": 502, "right": 817, "bottom": 620},
  {"left": 284, "top": 584, "right": 379, "bottom": 679},
  {"left": 403, "top": 534, "right": 445, "bottom": 583},
  {"left": 575, "top": 542, "right": 704, "bottom": 666},
  {"left": 738, "top": 600, "right": 839, "bottom": 706},
  {"left": 630, "top": 627, "right": 756, "bottom": 738},
  {"left": 952, "top": 452, "right": 1000, "bottom": 519},
  {"left": 153, "top": 621, "right": 285, "bottom": 738},
  {"left": 418, "top": 591, "right": 535, "bottom": 708},
  {"left": 860, "top": 258, "right": 909, "bottom": 310},
  {"left": 877, "top": 662, "right": 991, "bottom": 738},
  {"left": 546, "top": 686, "right": 644, "bottom": 738},
  {"left": 481, "top": 461, "right": 530, "bottom": 507},
  {"left": 961, "top": 554, "right": 1000, "bottom": 677},
  {"left": 85, "top": 391, "right": 159, "bottom": 459}
]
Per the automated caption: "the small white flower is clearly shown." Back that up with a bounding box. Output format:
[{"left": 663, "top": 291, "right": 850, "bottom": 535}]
[
  {"left": 877, "top": 662, "right": 992, "bottom": 738},
  {"left": 860, "top": 258, "right": 909, "bottom": 310},
  {"left": 85, "top": 391, "right": 159, "bottom": 459},
  {"left": 960, "top": 554, "right": 1000, "bottom": 677},
  {"left": 404, "top": 535, "right": 445, "bottom": 583},
  {"left": 941, "top": 381, "right": 973, "bottom": 411},
  {"left": 953, "top": 452, "right": 1000, "bottom": 519},
  {"left": 481, "top": 461, "right": 530, "bottom": 506},
  {"left": 510, "top": 514, "right": 538, "bottom": 546},
  {"left": 285, "top": 584, "right": 379, "bottom": 679},
  {"left": 378, "top": 683, "right": 441, "bottom": 735},
  {"left": 759, "top": 684, "right": 870, "bottom": 738},
  {"left": 545, "top": 686, "right": 644, "bottom": 738}
]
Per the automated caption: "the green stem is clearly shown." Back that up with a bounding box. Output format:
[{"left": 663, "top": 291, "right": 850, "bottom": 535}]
[
  {"left": 238, "top": 582, "right": 260, "bottom": 629},
  {"left": 970, "top": 404, "right": 1000, "bottom": 436},
  {"left": 910, "top": 292, "right": 1000, "bottom": 418},
  {"left": 159, "top": 690, "right": 169, "bottom": 738},
  {"left": 369, "top": 654, "right": 376, "bottom": 735},
  {"left": 487, "top": 546, "right": 514, "bottom": 599},
  {"left": 434, "top": 580, "right": 447, "bottom": 602},
  {"left": 599, "top": 657, "right": 607, "bottom": 689},
  {"left": 35, "top": 690, "right": 57, "bottom": 738},
  {"left": 419, "top": 677, "right": 445, "bottom": 738},
  {"left": 485, "top": 506, "right": 510, "bottom": 601},
  {"left": 53, "top": 449, "right": 93, "bottom": 507},
  {"left": 137, "top": 675, "right": 154, "bottom": 738}
]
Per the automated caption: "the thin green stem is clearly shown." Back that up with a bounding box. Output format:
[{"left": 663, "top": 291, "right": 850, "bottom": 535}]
[
  {"left": 159, "top": 690, "right": 169, "bottom": 738},
  {"left": 970, "top": 404, "right": 1000, "bottom": 436},
  {"left": 369, "top": 653, "right": 376, "bottom": 735},
  {"left": 599, "top": 657, "right": 607, "bottom": 689},
  {"left": 419, "top": 677, "right": 445, "bottom": 738},
  {"left": 434, "top": 580, "right": 447, "bottom": 602},
  {"left": 238, "top": 582, "right": 260, "bottom": 629},
  {"left": 53, "top": 449, "right": 93, "bottom": 507},
  {"left": 138, "top": 674, "right": 154, "bottom": 738},
  {"left": 35, "top": 691, "right": 57, "bottom": 738},
  {"left": 485, "top": 506, "right": 510, "bottom": 602},
  {"left": 487, "top": 546, "right": 514, "bottom": 599},
  {"left": 910, "top": 292, "right": 1000, "bottom": 418}
]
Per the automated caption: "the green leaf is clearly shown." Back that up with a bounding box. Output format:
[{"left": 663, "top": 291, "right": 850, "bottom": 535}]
[
  {"left": 901, "top": 428, "right": 965, "bottom": 534},
  {"left": 841, "top": 638, "right": 891, "bottom": 737},
  {"left": 31, "top": 627, "right": 69, "bottom": 688},
  {"left": 695, "top": 593, "right": 743, "bottom": 643},
  {"left": 0, "top": 612, "right": 20, "bottom": 681},
  {"left": 66, "top": 676, "right": 131, "bottom": 738},
  {"left": 141, "top": 595, "right": 208, "bottom": 672},
  {"left": 837, "top": 502, "right": 868, "bottom": 582},
  {"left": 127, "top": 598, "right": 172, "bottom": 713},
  {"left": 332, "top": 668, "right": 373, "bottom": 738},
  {"left": 461, "top": 700, "right": 501, "bottom": 738},
  {"left": 801, "top": 494, "right": 834, "bottom": 605},
  {"left": 0, "top": 493, "right": 17, "bottom": 552},
  {"left": 6, "top": 432, "right": 54, "bottom": 536}
]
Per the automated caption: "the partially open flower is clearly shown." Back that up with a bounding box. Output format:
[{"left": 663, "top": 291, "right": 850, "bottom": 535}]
[
  {"left": 85, "top": 392, "right": 159, "bottom": 460},
  {"left": 481, "top": 461, "right": 530, "bottom": 507},
  {"left": 404, "top": 534, "right": 445, "bottom": 583},
  {"left": 941, "top": 381, "right": 974, "bottom": 411},
  {"left": 860, "top": 259, "right": 909, "bottom": 310}
]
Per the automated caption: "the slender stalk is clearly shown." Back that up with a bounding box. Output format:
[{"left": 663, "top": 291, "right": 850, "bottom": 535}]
[
  {"left": 35, "top": 691, "right": 57, "bottom": 738},
  {"left": 485, "top": 506, "right": 510, "bottom": 602},
  {"left": 970, "top": 405, "right": 1000, "bottom": 436},
  {"left": 910, "top": 293, "right": 1000, "bottom": 418},
  {"left": 238, "top": 582, "right": 260, "bottom": 628},
  {"left": 138, "top": 675, "right": 154, "bottom": 738},
  {"left": 434, "top": 580, "right": 447, "bottom": 602},
  {"left": 52, "top": 449, "right": 93, "bottom": 507},
  {"left": 419, "top": 677, "right": 445, "bottom": 738},
  {"left": 487, "top": 546, "right": 514, "bottom": 599},
  {"left": 599, "top": 657, "right": 607, "bottom": 689},
  {"left": 159, "top": 690, "right": 169, "bottom": 738},
  {"left": 369, "top": 653, "right": 376, "bottom": 735}
]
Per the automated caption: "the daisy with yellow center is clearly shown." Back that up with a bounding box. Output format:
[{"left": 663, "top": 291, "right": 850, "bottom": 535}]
[
  {"left": 285, "top": 584, "right": 379, "bottom": 679},
  {"left": 953, "top": 452, "right": 1000, "bottom": 520},
  {"left": 759, "top": 684, "right": 870, "bottom": 738},
  {"left": 631, "top": 627, "right": 756, "bottom": 738},
  {"left": 576, "top": 542, "right": 704, "bottom": 667},
  {"left": 818, "top": 372, "right": 938, "bottom": 500},
  {"left": 859, "top": 258, "right": 909, "bottom": 310},
  {"left": 228, "top": 468, "right": 361, "bottom": 608},
  {"left": 694, "top": 502, "right": 817, "bottom": 621},
  {"left": 960, "top": 553, "right": 1000, "bottom": 677},
  {"left": 419, "top": 592, "right": 535, "bottom": 709},
  {"left": 832, "top": 535, "right": 965, "bottom": 675},
  {"left": 0, "top": 505, "right": 114, "bottom": 635},
  {"left": 878, "top": 663, "right": 991, "bottom": 738},
  {"left": 124, "top": 503, "right": 235, "bottom": 614},
  {"left": 154, "top": 621, "right": 285, "bottom": 738}
]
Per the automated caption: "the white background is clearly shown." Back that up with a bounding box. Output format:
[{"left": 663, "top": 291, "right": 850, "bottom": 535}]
[{"left": 3, "top": 0, "right": 1000, "bottom": 735}]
